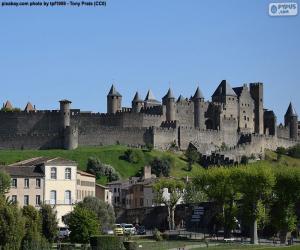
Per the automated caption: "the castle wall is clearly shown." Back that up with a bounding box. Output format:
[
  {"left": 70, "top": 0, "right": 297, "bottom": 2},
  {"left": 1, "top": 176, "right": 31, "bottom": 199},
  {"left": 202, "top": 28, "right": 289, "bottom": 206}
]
[
  {"left": 0, "top": 133, "right": 62, "bottom": 150},
  {"left": 78, "top": 126, "right": 152, "bottom": 147},
  {"left": 176, "top": 101, "right": 194, "bottom": 127},
  {"left": 152, "top": 127, "right": 177, "bottom": 150},
  {"left": 277, "top": 125, "right": 290, "bottom": 139},
  {"left": 237, "top": 88, "right": 255, "bottom": 133},
  {"left": 0, "top": 111, "right": 62, "bottom": 135}
]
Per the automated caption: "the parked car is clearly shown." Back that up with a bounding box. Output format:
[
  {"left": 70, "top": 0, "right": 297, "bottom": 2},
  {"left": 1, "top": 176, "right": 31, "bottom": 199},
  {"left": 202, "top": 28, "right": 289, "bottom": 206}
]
[
  {"left": 103, "top": 228, "right": 114, "bottom": 235},
  {"left": 58, "top": 227, "right": 70, "bottom": 238},
  {"left": 136, "top": 225, "right": 146, "bottom": 235},
  {"left": 113, "top": 224, "right": 124, "bottom": 236},
  {"left": 121, "top": 224, "right": 136, "bottom": 235}
]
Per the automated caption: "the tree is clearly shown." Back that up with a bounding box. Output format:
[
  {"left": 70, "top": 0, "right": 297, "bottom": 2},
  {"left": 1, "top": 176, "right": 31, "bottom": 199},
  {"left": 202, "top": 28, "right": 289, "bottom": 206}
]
[
  {"left": 39, "top": 204, "right": 58, "bottom": 243},
  {"left": 287, "top": 144, "right": 300, "bottom": 158},
  {"left": 153, "top": 178, "right": 185, "bottom": 230},
  {"left": 123, "top": 149, "right": 144, "bottom": 163},
  {"left": 77, "top": 196, "right": 115, "bottom": 231},
  {"left": 193, "top": 167, "right": 240, "bottom": 237},
  {"left": 270, "top": 167, "right": 300, "bottom": 244},
  {"left": 0, "top": 171, "right": 11, "bottom": 197},
  {"left": 22, "top": 205, "right": 50, "bottom": 250},
  {"left": 150, "top": 157, "right": 171, "bottom": 177},
  {"left": 0, "top": 197, "right": 25, "bottom": 249},
  {"left": 183, "top": 181, "right": 207, "bottom": 204},
  {"left": 185, "top": 146, "right": 199, "bottom": 171},
  {"left": 87, "top": 157, "right": 120, "bottom": 182},
  {"left": 233, "top": 165, "right": 275, "bottom": 244},
  {"left": 66, "top": 206, "right": 100, "bottom": 244}
]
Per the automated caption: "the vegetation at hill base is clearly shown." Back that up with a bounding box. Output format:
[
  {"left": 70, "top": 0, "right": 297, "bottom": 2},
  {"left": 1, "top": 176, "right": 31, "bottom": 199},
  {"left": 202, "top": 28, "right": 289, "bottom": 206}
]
[{"left": 0, "top": 144, "right": 299, "bottom": 185}]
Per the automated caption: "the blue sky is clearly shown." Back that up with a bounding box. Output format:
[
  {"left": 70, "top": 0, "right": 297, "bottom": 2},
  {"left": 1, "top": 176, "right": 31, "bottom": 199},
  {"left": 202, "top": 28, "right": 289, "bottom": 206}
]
[{"left": 0, "top": 0, "right": 299, "bottom": 122}]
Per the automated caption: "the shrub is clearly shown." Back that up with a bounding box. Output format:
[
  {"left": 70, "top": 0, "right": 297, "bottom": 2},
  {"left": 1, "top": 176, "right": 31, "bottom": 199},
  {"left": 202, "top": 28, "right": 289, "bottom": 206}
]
[
  {"left": 145, "top": 143, "right": 154, "bottom": 152},
  {"left": 123, "top": 241, "right": 137, "bottom": 250},
  {"left": 90, "top": 235, "right": 124, "bottom": 250},
  {"left": 123, "top": 149, "right": 144, "bottom": 163},
  {"left": 288, "top": 144, "right": 300, "bottom": 159},
  {"left": 87, "top": 157, "right": 120, "bottom": 182},
  {"left": 240, "top": 155, "right": 249, "bottom": 164},
  {"left": 150, "top": 157, "right": 171, "bottom": 177},
  {"left": 153, "top": 228, "right": 162, "bottom": 241}
]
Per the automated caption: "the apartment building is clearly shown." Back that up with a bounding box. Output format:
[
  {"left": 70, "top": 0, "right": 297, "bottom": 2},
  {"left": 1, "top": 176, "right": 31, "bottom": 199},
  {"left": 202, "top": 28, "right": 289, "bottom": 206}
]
[
  {"left": 95, "top": 183, "right": 112, "bottom": 205},
  {"left": 0, "top": 165, "right": 44, "bottom": 207},
  {"left": 76, "top": 170, "right": 96, "bottom": 202},
  {"left": 0, "top": 157, "right": 96, "bottom": 227}
]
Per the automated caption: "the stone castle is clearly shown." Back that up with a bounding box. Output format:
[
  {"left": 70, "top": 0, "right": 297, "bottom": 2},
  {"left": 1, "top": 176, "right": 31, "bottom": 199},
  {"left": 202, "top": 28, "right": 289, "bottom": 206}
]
[{"left": 0, "top": 80, "right": 299, "bottom": 163}]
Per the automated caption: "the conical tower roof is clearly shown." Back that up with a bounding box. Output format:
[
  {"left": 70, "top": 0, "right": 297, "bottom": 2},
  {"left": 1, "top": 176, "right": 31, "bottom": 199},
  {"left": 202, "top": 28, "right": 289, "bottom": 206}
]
[
  {"left": 107, "top": 84, "right": 122, "bottom": 97},
  {"left": 212, "top": 80, "right": 237, "bottom": 97},
  {"left": 285, "top": 102, "right": 297, "bottom": 117},
  {"left": 3, "top": 100, "right": 13, "bottom": 109},
  {"left": 177, "top": 94, "right": 185, "bottom": 103},
  {"left": 132, "top": 91, "right": 142, "bottom": 102},
  {"left": 144, "top": 89, "right": 156, "bottom": 101},
  {"left": 193, "top": 87, "right": 204, "bottom": 99},
  {"left": 24, "top": 102, "right": 35, "bottom": 112},
  {"left": 163, "top": 88, "right": 175, "bottom": 99}
]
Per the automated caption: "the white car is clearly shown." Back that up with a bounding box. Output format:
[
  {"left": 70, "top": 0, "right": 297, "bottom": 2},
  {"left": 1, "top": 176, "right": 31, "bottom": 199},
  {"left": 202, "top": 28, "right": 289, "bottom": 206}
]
[{"left": 121, "top": 224, "right": 136, "bottom": 235}]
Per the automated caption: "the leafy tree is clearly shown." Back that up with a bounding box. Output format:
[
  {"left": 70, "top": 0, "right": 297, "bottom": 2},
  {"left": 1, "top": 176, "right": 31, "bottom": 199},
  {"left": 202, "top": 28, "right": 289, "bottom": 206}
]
[
  {"left": 233, "top": 165, "right": 275, "bottom": 244},
  {"left": 150, "top": 157, "right": 171, "bottom": 177},
  {"left": 240, "top": 155, "right": 249, "bottom": 165},
  {"left": 276, "top": 147, "right": 287, "bottom": 161},
  {"left": 193, "top": 167, "right": 240, "bottom": 237},
  {"left": 66, "top": 206, "right": 100, "bottom": 244},
  {"left": 183, "top": 181, "right": 207, "bottom": 204},
  {"left": 77, "top": 196, "right": 115, "bottom": 231},
  {"left": 22, "top": 205, "right": 50, "bottom": 250},
  {"left": 153, "top": 178, "right": 185, "bottom": 230},
  {"left": 123, "top": 149, "right": 144, "bottom": 163},
  {"left": 0, "top": 197, "right": 25, "bottom": 249},
  {"left": 87, "top": 157, "right": 120, "bottom": 182},
  {"left": 270, "top": 167, "right": 300, "bottom": 244},
  {"left": 287, "top": 144, "right": 300, "bottom": 158},
  {"left": 0, "top": 171, "right": 10, "bottom": 197},
  {"left": 185, "top": 146, "right": 199, "bottom": 171},
  {"left": 39, "top": 204, "right": 58, "bottom": 243}
]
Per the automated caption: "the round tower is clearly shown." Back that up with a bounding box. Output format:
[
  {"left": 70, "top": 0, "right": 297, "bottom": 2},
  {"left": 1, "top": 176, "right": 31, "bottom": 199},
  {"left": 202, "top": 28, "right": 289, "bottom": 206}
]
[
  {"left": 163, "top": 88, "right": 176, "bottom": 121},
  {"left": 132, "top": 91, "right": 143, "bottom": 113},
  {"left": 284, "top": 102, "right": 298, "bottom": 140},
  {"left": 193, "top": 87, "right": 204, "bottom": 128},
  {"left": 59, "top": 99, "right": 71, "bottom": 128},
  {"left": 107, "top": 84, "right": 122, "bottom": 114}
]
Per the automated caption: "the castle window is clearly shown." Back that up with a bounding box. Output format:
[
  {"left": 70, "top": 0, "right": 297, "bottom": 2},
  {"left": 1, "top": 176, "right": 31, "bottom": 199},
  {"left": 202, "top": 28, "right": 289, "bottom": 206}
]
[
  {"left": 247, "top": 117, "right": 249, "bottom": 121},
  {"left": 244, "top": 116, "right": 246, "bottom": 121},
  {"left": 36, "top": 195, "right": 41, "bottom": 206},
  {"left": 50, "top": 167, "right": 57, "bottom": 179},
  {"left": 245, "top": 124, "right": 247, "bottom": 128},
  {"left": 65, "top": 168, "right": 71, "bottom": 180}
]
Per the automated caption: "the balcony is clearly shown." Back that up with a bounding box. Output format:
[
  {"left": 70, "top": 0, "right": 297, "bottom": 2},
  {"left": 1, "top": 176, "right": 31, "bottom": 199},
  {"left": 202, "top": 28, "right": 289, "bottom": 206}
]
[{"left": 44, "top": 199, "right": 76, "bottom": 205}]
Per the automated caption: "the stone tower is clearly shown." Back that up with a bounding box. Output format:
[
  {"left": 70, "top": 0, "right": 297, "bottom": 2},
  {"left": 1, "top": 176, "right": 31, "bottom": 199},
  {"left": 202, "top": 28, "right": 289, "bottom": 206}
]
[
  {"left": 284, "top": 102, "right": 298, "bottom": 140},
  {"left": 59, "top": 99, "right": 71, "bottom": 128},
  {"left": 250, "top": 83, "right": 264, "bottom": 134},
  {"left": 193, "top": 86, "right": 204, "bottom": 128},
  {"left": 132, "top": 92, "right": 143, "bottom": 113},
  {"left": 107, "top": 85, "right": 122, "bottom": 114},
  {"left": 163, "top": 88, "right": 176, "bottom": 121},
  {"left": 59, "top": 100, "right": 78, "bottom": 150}
]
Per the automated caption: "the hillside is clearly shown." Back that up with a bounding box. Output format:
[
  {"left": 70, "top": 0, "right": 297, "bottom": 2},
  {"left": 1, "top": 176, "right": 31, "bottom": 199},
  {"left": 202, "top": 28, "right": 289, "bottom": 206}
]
[
  {"left": 0, "top": 146, "right": 299, "bottom": 184},
  {"left": 0, "top": 145, "right": 203, "bottom": 184}
]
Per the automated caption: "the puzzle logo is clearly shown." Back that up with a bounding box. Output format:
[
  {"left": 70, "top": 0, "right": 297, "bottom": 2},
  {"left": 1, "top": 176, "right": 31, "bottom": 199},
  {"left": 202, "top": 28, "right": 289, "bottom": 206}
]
[{"left": 269, "top": 2, "right": 298, "bottom": 16}]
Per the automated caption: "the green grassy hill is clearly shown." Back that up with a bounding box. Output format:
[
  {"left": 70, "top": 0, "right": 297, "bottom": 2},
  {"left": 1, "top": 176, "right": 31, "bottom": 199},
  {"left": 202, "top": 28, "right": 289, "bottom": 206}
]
[
  {"left": 0, "top": 145, "right": 202, "bottom": 184},
  {"left": 0, "top": 146, "right": 299, "bottom": 184}
]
